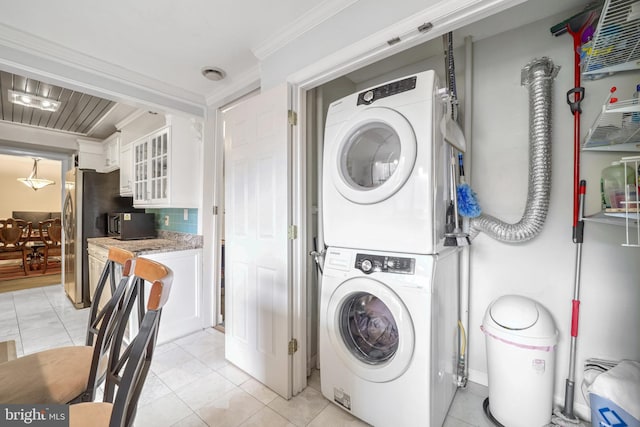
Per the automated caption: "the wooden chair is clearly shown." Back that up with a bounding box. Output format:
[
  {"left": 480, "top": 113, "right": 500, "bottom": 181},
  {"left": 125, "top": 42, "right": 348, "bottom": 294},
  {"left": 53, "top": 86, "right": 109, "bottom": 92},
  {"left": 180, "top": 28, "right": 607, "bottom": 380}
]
[
  {"left": 0, "top": 218, "right": 32, "bottom": 276},
  {"left": 69, "top": 257, "right": 173, "bottom": 427},
  {"left": 36, "top": 218, "right": 62, "bottom": 274},
  {"left": 0, "top": 247, "right": 135, "bottom": 404}
]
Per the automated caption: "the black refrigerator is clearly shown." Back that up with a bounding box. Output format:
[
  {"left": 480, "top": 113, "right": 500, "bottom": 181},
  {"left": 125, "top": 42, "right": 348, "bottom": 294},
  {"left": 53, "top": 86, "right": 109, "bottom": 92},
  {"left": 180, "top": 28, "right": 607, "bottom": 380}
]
[{"left": 63, "top": 168, "right": 139, "bottom": 307}]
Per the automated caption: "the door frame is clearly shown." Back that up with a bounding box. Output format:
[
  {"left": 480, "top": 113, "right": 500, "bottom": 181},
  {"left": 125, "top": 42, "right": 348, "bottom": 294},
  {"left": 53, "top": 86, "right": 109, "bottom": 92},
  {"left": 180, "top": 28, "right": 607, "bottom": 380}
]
[
  {"left": 209, "top": 0, "right": 522, "bottom": 395},
  {"left": 286, "top": 0, "right": 520, "bottom": 394}
]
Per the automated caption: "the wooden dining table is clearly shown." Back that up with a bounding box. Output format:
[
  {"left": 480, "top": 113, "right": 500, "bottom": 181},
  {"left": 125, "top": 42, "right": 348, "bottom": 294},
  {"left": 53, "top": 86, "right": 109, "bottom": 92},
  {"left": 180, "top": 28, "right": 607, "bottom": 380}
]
[{"left": 21, "top": 230, "right": 50, "bottom": 271}]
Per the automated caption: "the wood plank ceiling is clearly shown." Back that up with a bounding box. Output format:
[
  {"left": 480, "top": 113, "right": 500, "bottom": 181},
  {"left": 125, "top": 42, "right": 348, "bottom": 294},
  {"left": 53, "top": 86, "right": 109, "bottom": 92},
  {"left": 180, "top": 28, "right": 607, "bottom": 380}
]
[{"left": 0, "top": 71, "right": 115, "bottom": 136}]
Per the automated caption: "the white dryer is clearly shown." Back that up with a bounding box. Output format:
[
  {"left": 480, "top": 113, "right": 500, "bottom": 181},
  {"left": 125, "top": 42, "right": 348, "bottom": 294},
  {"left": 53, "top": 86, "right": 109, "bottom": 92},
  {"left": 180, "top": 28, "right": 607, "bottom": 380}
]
[
  {"left": 319, "top": 246, "right": 459, "bottom": 427},
  {"left": 322, "top": 71, "right": 450, "bottom": 255}
]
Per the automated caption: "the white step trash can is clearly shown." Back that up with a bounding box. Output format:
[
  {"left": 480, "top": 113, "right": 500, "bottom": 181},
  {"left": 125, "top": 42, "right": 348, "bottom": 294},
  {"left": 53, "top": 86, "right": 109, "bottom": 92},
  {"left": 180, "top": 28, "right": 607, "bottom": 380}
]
[{"left": 481, "top": 295, "right": 558, "bottom": 427}]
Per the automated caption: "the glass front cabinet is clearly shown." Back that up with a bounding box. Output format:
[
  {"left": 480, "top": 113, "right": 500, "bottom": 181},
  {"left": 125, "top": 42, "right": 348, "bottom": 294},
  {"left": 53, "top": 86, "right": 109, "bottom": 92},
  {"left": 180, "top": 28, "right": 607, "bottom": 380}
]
[
  {"left": 131, "top": 117, "right": 201, "bottom": 209},
  {"left": 133, "top": 127, "right": 170, "bottom": 206}
]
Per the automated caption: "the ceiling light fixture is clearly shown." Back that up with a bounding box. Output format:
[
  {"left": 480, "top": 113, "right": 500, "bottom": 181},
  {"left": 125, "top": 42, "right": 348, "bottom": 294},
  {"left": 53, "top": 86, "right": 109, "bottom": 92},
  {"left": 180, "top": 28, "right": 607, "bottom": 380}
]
[
  {"left": 17, "top": 158, "right": 55, "bottom": 191},
  {"left": 8, "top": 89, "right": 61, "bottom": 112},
  {"left": 201, "top": 67, "right": 226, "bottom": 81}
]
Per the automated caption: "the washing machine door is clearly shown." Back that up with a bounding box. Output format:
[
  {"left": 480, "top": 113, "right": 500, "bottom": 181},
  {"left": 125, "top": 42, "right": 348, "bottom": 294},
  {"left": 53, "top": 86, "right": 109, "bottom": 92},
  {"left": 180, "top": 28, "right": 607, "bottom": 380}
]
[
  {"left": 329, "top": 107, "right": 417, "bottom": 205},
  {"left": 326, "top": 276, "right": 414, "bottom": 382}
]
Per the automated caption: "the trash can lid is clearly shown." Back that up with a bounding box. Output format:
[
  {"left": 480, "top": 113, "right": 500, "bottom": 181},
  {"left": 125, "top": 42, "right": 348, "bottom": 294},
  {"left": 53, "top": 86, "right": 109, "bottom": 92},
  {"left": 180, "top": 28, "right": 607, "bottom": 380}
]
[
  {"left": 490, "top": 295, "right": 539, "bottom": 330},
  {"left": 482, "top": 295, "right": 558, "bottom": 346}
]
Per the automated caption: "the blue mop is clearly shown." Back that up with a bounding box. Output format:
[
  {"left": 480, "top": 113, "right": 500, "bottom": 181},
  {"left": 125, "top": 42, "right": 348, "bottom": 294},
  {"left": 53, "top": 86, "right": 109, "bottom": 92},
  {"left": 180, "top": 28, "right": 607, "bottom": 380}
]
[{"left": 456, "top": 153, "right": 481, "bottom": 218}]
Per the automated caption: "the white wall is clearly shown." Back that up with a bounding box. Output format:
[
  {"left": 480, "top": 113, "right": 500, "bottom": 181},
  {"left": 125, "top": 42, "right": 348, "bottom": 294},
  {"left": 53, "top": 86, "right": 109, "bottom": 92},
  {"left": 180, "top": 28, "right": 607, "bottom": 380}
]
[
  {"left": 260, "top": 0, "right": 436, "bottom": 89},
  {"left": 470, "top": 12, "right": 640, "bottom": 417},
  {"left": 0, "top": 157, "right": 62, "bottom": 218}
]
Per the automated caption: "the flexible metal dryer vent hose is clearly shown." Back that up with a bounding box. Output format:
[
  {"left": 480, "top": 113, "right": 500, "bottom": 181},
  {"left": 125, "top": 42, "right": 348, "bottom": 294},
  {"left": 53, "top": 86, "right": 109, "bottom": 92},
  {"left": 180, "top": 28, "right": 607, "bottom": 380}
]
[{"left": 470, "top": 57, "right": 559, "bottom": 242}]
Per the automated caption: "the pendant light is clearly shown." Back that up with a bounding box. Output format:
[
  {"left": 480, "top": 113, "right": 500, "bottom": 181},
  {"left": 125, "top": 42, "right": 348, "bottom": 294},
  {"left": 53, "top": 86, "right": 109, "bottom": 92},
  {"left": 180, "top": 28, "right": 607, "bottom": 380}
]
[{"left": 17, "top": 158, "right": 55, "bottom": 191}]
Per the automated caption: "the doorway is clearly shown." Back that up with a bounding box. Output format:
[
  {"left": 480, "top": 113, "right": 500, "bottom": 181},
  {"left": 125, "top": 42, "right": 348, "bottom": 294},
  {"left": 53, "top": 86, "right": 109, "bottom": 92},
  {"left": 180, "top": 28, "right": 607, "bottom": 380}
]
[
  {"left": 213, "top": 89, "right": 261, "bottom": 333},
  {"left": 0, "top": 152, "right": 66, "bottom": 292}
]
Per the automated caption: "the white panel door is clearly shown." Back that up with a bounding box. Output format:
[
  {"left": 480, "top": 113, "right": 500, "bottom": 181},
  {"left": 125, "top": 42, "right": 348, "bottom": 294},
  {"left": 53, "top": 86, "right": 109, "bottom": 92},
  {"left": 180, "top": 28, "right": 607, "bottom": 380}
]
[{"left": 223, "top": 84, "right": 291, "bottom": 398}]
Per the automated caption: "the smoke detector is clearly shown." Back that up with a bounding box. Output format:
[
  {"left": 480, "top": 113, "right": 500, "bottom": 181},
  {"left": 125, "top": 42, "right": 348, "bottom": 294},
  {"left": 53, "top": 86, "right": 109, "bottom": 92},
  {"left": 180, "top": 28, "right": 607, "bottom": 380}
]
[{"left": 201, "top": 67, "right": 226, "bottom": 81}]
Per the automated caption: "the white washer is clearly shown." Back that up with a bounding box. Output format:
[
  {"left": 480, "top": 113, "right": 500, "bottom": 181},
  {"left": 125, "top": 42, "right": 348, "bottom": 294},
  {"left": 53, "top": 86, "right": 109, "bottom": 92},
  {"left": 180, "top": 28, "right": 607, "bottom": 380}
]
[
  {"left": 322, "top": 71, "right": 449, "bottom": 255},
  {"left": 320, "top": 246, "right": 459, "bottom": 427}
]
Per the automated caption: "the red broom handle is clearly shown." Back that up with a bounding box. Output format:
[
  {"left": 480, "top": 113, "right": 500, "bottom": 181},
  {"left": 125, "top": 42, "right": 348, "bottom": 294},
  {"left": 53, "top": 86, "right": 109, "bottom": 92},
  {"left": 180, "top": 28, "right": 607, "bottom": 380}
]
[{"left": 572, "top": 32, "right": 581, "bottom": 229}]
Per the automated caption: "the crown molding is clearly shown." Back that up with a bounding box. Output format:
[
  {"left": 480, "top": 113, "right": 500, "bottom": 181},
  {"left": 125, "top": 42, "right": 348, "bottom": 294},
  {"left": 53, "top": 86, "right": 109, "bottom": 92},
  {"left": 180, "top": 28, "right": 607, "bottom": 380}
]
[
  {"left": 252, "top": 0, "right": 359, "bottom": 60},
  {"left": 289, "top": 0, "right": 525, "bottom": 89},
  {"left": 0, "top": 23, "right": 206, "bottom": 116},
  {"left": 205, "top": 65, "right": 261, "bottom": 107},
  {"left": 115, "top": 109, "right": 149, "bottom": 131}
]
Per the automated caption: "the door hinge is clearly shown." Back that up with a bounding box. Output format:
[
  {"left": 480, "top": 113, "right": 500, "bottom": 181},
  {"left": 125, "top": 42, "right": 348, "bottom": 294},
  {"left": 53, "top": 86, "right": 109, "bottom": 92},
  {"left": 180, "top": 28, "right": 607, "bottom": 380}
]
[
  {"left": 288, "top": 110, "right": 297, "bottom": 126},
  {"left": 213, "top": 205, "right": 218, "bottom": 215},
  {"left": 288, "top": 225, "right": 297, "bottom": 240},
  {"left": 288, "top": 338, "right": 298, "bottom": 355}
]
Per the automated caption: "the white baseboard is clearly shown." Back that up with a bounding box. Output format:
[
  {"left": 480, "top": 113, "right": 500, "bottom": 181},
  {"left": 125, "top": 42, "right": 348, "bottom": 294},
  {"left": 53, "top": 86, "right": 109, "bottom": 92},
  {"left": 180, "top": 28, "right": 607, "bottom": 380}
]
[
  {"left": 467, "top": 369, "right": 591, "bottom": 423},
  {"left": 468, "top": 368, "right": 488, "bottom": 387}
]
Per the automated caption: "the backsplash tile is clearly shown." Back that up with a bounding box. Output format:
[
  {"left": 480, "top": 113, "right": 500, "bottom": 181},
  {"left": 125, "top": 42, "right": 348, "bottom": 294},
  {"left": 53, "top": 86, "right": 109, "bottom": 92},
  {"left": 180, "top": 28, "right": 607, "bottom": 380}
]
[{"left": 146, "top": 208, "right": 198, "bottom": 234}]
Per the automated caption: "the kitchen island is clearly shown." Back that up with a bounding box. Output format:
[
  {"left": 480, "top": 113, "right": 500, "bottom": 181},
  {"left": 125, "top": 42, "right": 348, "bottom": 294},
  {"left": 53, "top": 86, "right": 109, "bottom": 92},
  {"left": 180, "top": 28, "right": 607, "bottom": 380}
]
[{"left": 87, "top": 231, "right": 204, "bottom": 344}]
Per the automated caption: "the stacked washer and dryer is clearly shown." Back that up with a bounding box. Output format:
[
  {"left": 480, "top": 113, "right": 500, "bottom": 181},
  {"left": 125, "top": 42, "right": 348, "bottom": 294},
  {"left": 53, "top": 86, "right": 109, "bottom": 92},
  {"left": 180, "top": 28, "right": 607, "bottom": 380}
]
[{"left": 320, "top": 71, "right": 462, "bottom": 427}]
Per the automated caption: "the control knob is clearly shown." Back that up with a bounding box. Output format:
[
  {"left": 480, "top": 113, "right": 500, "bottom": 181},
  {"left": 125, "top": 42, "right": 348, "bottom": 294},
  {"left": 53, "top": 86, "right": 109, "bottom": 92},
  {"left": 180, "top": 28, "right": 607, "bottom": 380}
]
[
  {"left": 363, "top": 90, "right": 374, "bottom": 103},
  {"left": 361, "top": 259, "right": 373, "bottom": 273}
]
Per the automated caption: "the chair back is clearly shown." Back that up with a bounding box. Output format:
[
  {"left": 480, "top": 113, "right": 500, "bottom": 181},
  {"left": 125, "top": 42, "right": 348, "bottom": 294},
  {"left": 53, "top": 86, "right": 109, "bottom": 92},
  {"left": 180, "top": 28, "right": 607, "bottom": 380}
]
[
  {"left": 77, "top": 248, "right": 135, "bottom": 403},
  {"left": 86, "top": 247, "right": 136, "bottom": 346},
  {"left": 0, "top": 218, "right": 31, "bottom": 249},
  {"left": 38, "top": 218, "right": 62, "bottom": 249},
  {"left": 103, "top": 257, "right": 173, "bottom": 427}
]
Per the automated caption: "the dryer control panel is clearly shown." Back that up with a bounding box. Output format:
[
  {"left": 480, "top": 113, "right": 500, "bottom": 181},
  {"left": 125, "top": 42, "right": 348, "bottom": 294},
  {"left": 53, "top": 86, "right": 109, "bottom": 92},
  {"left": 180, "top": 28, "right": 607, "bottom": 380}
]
[
  {"left": 356, "top": 76, "right": 417, "bottom": 106},
  {"left": 355, "top": 253, "right": 415, "bottom": 275}
]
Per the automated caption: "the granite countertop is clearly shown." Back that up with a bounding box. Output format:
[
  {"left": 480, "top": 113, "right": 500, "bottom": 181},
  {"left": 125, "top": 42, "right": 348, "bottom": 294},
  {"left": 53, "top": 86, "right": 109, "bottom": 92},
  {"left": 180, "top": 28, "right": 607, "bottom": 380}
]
[{"left": 87, "top": 230, "right": 203, "bottom": 255}]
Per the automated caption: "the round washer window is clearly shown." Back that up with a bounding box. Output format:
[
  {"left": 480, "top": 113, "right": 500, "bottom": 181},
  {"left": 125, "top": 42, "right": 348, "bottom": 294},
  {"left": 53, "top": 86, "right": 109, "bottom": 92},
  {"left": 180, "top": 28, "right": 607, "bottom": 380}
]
[
  {"left": 326, "top": 276, "right": 414, "bottom": 382},
  {"left": 340, "top": 122, "right": 401, "bottom": 190},
  {"left": 339, "top": 292, "right": 399, "bottom": 365}
]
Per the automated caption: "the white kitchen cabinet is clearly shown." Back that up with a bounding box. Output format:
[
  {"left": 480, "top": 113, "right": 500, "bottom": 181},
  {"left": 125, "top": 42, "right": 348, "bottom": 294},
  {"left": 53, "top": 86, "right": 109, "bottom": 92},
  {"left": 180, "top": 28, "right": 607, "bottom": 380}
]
[
  {"left": 88, "top": 243, "right": 203, "bottom": 344},
  {"left": 103, "top": 132, "right": 120, "bottom": 172},
  {"left": 119, "top": 143, "right": 133, "bottom": 196},
  {"left": 87, "top": 243, "right": 121, "bottom": 310},
  {"left": 131, "top": 249, "right": 204, "bottom": 345},
  {"left": 87, "top": 244, "right": 107, "bottom": 303},
  {"left": 132, "top": 115, "right": 201, "bottom": 208},
  {"left": 133, "top": 127, "right": 168, "bottom": 206},
  {"left": 77, "top": 139, "right": 105, "bottom": 171}
]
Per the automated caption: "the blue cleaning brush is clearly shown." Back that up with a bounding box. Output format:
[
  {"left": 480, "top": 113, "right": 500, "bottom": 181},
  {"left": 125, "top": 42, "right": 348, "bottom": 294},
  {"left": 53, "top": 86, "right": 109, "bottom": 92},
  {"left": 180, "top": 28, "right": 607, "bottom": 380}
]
[{"left": 456, "top": 153, "right": 481, "bottom": 218}]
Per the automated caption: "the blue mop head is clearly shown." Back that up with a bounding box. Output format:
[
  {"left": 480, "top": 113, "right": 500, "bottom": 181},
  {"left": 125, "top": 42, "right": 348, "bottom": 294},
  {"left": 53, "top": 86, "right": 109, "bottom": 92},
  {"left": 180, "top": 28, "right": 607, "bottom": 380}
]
[{"left": 457, "top": 183, "right": 481, "bottom": 218}]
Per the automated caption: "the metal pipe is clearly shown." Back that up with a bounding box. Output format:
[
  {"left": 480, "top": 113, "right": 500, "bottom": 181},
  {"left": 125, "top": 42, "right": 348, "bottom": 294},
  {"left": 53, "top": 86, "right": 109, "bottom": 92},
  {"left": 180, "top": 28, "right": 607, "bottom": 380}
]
[
  {"left": 470, "top": 57, "right": 559, "bottom": 242},
  {"left": 458, "top": 35, "right": 473, "bottom": 388}
]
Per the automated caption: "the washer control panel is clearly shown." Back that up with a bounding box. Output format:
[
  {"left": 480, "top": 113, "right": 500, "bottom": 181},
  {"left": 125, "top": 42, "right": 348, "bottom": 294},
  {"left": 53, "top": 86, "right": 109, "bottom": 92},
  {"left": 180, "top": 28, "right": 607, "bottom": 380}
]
[
  {"left": 355, "top": 253, "right": 415, "bottom": 275},
  {"left": 356, "top": 76, "right": 417, "bottom": 106}
]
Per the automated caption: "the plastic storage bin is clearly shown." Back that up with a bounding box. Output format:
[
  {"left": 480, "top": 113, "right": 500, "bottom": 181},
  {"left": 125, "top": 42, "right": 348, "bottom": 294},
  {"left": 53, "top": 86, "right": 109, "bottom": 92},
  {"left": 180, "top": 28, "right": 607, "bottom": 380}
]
[
  {"left": 589, "top": 360, "right": 640, "bottom": 427},
  {"left": 601, "top": 161, "right": 636, "bottom": 209},
  {"left": 591, "top": 394, "right": 640, "bottom": 427},
  {"left": 482, "top": 295, "right": 558, "bottom": 427}
]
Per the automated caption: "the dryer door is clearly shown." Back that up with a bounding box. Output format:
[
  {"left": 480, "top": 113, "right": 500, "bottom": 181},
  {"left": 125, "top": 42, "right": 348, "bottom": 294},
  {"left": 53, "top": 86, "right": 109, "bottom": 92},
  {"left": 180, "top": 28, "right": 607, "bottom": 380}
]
[
  {"left": 326, "top": 276, "right": 414, "bottom": 382},
  {"left": 329, "top": 107, "right": 417, "bottom": 205}
]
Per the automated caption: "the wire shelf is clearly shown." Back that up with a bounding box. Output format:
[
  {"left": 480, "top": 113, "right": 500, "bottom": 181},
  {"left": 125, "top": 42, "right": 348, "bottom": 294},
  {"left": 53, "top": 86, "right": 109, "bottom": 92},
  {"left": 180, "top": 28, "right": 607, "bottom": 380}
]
[
  {"left": 583, "top": 97, "right": 640, "bottom": 150},
  {"left": 582, "top": 0, "right": 640, "bottom": 76},
  {"left": 606, "top": 155, "right": 640, "bottom": 247}
]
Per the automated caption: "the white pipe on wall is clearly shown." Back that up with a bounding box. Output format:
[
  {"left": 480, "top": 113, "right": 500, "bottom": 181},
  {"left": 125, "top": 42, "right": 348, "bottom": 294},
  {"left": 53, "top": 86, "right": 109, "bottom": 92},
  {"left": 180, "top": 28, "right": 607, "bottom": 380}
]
[
  {"left": 315, "top": 87, "right": 325, "bottom": 370},
  {"left": 460, "top": 35, "right": 473, "bottom": 384}
]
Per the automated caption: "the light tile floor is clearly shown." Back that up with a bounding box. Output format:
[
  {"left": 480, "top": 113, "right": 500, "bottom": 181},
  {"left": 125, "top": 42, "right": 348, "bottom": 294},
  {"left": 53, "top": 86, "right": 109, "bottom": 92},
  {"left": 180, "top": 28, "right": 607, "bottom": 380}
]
[{"left": 0, "top": 284, "right": 493, "bottom": 427}]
